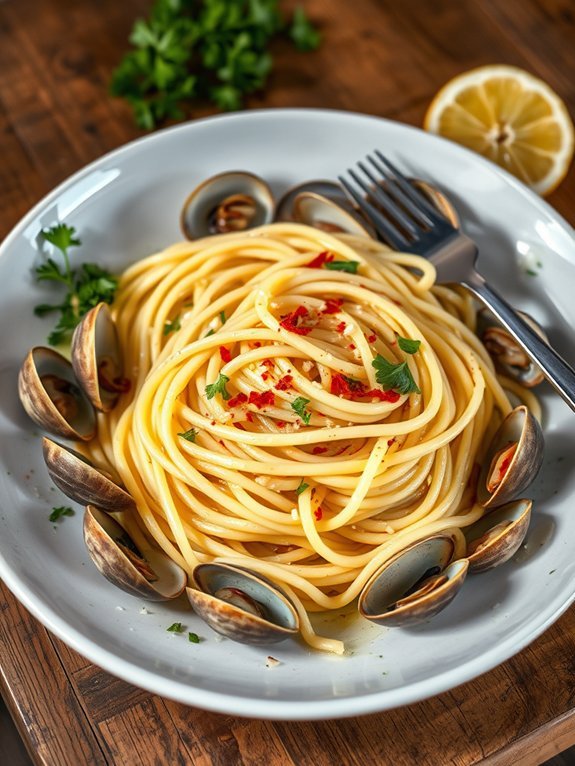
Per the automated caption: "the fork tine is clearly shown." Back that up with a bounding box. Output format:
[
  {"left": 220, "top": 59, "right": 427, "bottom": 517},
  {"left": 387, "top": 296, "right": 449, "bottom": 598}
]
[
  {"left": 366, "top": 153, "right": 435, "bottom": 228},
  {"left": 355, "top": 161, "right": 419, "bottom": 237},
  {"left": 338, "top": 175, "right": 409, "bottom": 251},
  {"left": 374, "top": 150, "right": 451, "bottom": 223}
]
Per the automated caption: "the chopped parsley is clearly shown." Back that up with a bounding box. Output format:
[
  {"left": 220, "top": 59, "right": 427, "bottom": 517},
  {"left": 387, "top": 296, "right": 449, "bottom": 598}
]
[
  {"left": 163, "top": 315, "right": 181, "bottom": 335},
  {"left": 34, "top": 223, "right": 118, "bottom": 346},
  {"left": 49, "top": 506, "right": 75, "bottom": 522},
  {"left": 396, "top": 335, "right": 421, "bottom": 354},
  {"left": 188, "top": 632, "right": 200, "bottom": 643},
  {"left": 372, "top": 355, "right": 420, "bottom": 395},
  {"left": 205, "top": 328, "right": 216, "bottom": 337},
  {"left": 178, "top": 428, "right": 198, "bottom": 442},
  {"left": 167, "top": 622, "right": 184, "bottom": 633},
  {"left": 205, "top": 373, "right": 231, "bottom": 400},
  {"left": 296, "top": 480, "right": 309, "bottom": 496},
  {"left": 219, "top": 310, "right": 227, "bottom": 325},
  {"left": 325, "top": 260, "right": 359, "bottom": 274},
  {"left": 291, "top": 396, "right": 311, "bottom": 424}
]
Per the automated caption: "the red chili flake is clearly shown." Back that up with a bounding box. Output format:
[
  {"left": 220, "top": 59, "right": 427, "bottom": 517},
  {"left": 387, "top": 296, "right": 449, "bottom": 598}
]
[
  {"left": 348, "top": 344, "right": 356, "bottom": 351},
  {"left": 279, "top": 305, "right": 316, "bottom": 336},
  {"left": 252, "top": 341, "right": 262, "bottom": 348},
  {"left": 322, "top": 298, "right": 343, "bottom": 315},
  {"left": 234, "top": 423, "right": 246, "bottom": 430},
  {"left": 246, "top": 411, "right": 254, "bottom": 422},
  {"left": 248, "top": 390, "right": 275, "bottom": 409},
  {"left": 275, "top": 374, "right": 293, "bottom": 391},
  {"left": 261, "top": 358, "right": 274, "bottom": 367},
  {"left": 336, "top": 321, "right": 347, "bottom": 334},
  {"left": 306, "top": 251, "right": 334, "bottom": 268},
  {"left": 276, "top": 420, "right": 286, "bottom": 428},
  {"left": 366, "top": 333, "right": 377, "bottom": 343},
  {"left": 261, "top": 372, "right": 270, "bottom": 381},
  {"left": 219, "top": 346, "right": 231, "bottom": 363},
  {"left": 312, "top": 446, "right": 327, "bottom": 455},
  {"left": 228, "top": 392, "right": 248, "bottom": 408},
  {"left": 366, "top": 389, "right": 401, "bottom": 403},
  {"left": 387, "top": 438, "right": 396, "bottom": 447},
  {"left": 330, "top": 374, "right": 367, "bottom": 398},
  {"left": 314, "top": 508, "right": 323, "bottom": 521}
]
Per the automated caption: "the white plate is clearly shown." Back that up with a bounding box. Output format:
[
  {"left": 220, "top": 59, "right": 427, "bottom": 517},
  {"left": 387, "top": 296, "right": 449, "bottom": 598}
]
[{"left": 1, "top": 109, "right": 575, "bottom": 720}]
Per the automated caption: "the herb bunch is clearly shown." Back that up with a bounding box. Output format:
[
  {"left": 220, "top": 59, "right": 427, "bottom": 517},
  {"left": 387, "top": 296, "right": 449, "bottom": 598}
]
[
  {"left": 110, "top": 0, "right": 321, "bottom": 130},
  {"left": 34, "top": 224, "right": 118, "bottom": 346}
]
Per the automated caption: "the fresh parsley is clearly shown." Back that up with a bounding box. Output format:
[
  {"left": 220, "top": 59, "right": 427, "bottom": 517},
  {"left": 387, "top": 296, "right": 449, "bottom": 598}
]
[
  {"left": 396, "top": 335, "right": 421, "bottom": 354},
  {"left": 178, "top": 427, "right": 198, "bottom": 442},
  {"left": 110, "top": 0, "right": 321, "bottom": 130},
  {"left": 188, "top": 631, "right": 200, "bottom": 643},
  {"left": 291, "top": 396, "right": 311, "bottom": 424},
  {"left": 325, "top": 260, "right": 359, "bottom": 274},
  {"left": 49, "top": 506, "right": 75, "bottom": 522},
  {"left": 372, "top": 355, "right": 420, "bottom": 395},
  {"left": 167, "top": 622, "right": 184, "bottom": 633},
  {"left": 205, "top": 373, "right": 231, "bottom": 400},
  {"left": 219, "top": 310, "right": 227, "bottom": 325},
  {"left": 163, "top": 315, "right": 181, "bottom": 335},
  {"left": 295, "top": 479, "right": 309, "bottom": 495},
  {"left": 34, "top": 224, "right": 118, "bottom": 346},
  {"left": 205, "top": 328, "right": 216, "bottom": 337}
]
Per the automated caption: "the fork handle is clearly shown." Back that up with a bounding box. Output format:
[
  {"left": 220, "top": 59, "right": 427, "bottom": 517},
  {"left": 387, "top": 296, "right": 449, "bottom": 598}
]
[{"left": 464, "top": 275, "right": 575, "bottom": 411}]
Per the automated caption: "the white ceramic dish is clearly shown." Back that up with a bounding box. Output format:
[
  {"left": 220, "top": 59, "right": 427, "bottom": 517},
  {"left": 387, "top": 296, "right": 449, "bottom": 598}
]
[{"left": 1, "top": 109, "right": 574, "bottom": 720}]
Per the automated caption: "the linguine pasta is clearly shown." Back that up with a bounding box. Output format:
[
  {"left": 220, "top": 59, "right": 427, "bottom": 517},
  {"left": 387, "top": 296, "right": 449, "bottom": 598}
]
[{"left": 88, "top": 223, "right": 530, "bottom": 653}]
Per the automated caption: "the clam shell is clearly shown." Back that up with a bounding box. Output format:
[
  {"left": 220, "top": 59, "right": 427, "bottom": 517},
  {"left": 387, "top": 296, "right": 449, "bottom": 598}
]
[
  {"left": 465, "top": 499, "right": 532, "bottom": 573},
  {"left": 292, "top": 192, "right": 375, "bottom": 236},
  {"left": 18, "top": 346, "right": 96, "bottom": 441},
  {"left": 359, "top": 535, "right": 468, "bottom": 627},
  {"left": 275, "top": 180, "right": 349, "bottom": 221},
  {"left": 187, "top": 562, "right": 299, "bottom": 645},
  {"left": 71, "top": 302, "right": 127, "bottom": 412},
  {"left": 43, "top": 437, "right": 134, "bottom": 511},
  {"left": 84, "top": 506, "right": 186, "bottom": 600},
  {"left": 479, "top": 309, "right": 547, "bottom": 387},
  {"left": 477, "top": 406, "right": 544, "bottom": 508},
  {"left": 180, "top": 171, "right": 274, "bottom": 240}
]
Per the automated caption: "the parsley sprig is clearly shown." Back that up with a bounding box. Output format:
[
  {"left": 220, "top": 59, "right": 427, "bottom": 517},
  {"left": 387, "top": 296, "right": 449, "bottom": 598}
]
[
  {"left": 110, "top": 0, "right": 321, "bottom": 130},
  {"left": 291, "top": 396, "right": 311, "bottom": 424},
  {"left": 372, "top": 355, "right": 420, "bottom": 395},
  {"left": 325, "top": 260, "right": 359, "bottom": 274},
  {"left": 205, "top": 373, "right": 231, "bottom": 400},
  {"left": 49, "top": 506, "right": 75, "bottom": 522},
  {"left": 34, "top": 224, "right": 118, "bottom": 346},
  {"left": 396, "top": 335, "right": 421, "bottom": 354}
]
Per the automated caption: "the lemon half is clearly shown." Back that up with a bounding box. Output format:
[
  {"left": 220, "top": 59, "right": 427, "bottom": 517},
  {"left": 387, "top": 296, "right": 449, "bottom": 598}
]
[{"left": 424, "top": 65, "right": 574, "bottom": 195}]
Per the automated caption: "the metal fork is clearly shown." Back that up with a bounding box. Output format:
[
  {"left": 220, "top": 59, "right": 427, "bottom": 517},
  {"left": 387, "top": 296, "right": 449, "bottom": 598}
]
[{"left": 338, "top": 150, "right": 575, "bottom": 412}]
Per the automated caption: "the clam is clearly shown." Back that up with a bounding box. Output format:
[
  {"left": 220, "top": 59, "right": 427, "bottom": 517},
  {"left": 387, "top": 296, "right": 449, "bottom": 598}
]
[
  {"left": 187, "top": 562, "right": 299, "bottom": 645},
  {"left": 465, "top": 499, "right": 532, "bottom": 573},
  {"left": 479, "top": 309, "right": 548, "bottom": 387},
  {"left": 43, "top": 437, "right": 134, "bottom": 511},
  {"left": 181, "top": 171, "right": 274, "bottom": 240},
  {"left": 477, "top": 405, "right": 544, "bottom": 509},
  {"left": 275, "top": 180, "right": 350, "bottom": 221},
  {"left": 71, "top": 302, "right": 129, "bottom": 412},
  {"left": 358, "top": 535, "right": 468, "bottom": 627},
  {"left": 84, "top": 505, "right": 186, "bottom": 600},
  {"left": 18, "top": 346, "right": 96, "bottom": 441},
  {"left": 411, "top": 179, "right": 460, "bottom": 228}
]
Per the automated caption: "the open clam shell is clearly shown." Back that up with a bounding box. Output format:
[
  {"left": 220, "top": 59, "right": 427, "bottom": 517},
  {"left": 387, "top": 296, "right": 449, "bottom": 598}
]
[
  {"left": 43, "top": 437, "right": 134, "bottom": 511},
  {"left": 18, "top": 346, "right": 96, "bottom": 441},
  {"left": 465, "top": 499, "right": 532, "bottom": 574},
  {"left": 180, "top": 171, "right": 274, "bottom": 240},
  {"left": 187, "top": 562, "right": 299, "bottom": 645},
  {"left": 292, "top": 192, "right": 375, "bottom": 236},
  {"left": 71, "top": 302, "right": 129, "bottom": 412},
  {"left": 275, "top": 180, "right": 349, "bottom": 221},
  {"left": 84, "top": 505, "right": 186, "bottom": 600},
  {"left": 477, "top": 406, "right": 544, "bottom": 509},
  {"left": 479, "top": 309, "right": 548, "bottom": 387},
  {"left": 358, "top": 535, "right": 468, "bottom": 628}
]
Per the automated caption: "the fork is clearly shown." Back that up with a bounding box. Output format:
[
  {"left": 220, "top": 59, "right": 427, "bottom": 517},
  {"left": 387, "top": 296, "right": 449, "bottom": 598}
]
[{"left": 338, "top": 150, "right": 575, "bottom": 412}]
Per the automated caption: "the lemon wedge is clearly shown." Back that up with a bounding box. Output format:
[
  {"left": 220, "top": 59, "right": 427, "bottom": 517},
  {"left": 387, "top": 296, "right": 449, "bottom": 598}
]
[{"left": 424, "top": 65, "right": 574, "bottom": 195}]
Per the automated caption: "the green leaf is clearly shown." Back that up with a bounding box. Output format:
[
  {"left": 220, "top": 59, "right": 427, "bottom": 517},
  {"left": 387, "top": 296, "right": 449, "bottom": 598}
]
[
  {"left": 219, "top": 310, "right": 227, "bottom": 324},
  {"left": 178, "top": 428, "right": 198, "bottom": 442},
  {"left": 372, "top": 355, "right": 420, "bottom": 395},
  {"left": 188, "top": 631, "right": 200, "bottom": 643},
  {"left": 396, "top": 335, "right": 421, "bottom": 354},
  {"left": 167, "top": 622, "right": 184, "bottom": 633},
  {"left": 35, "top": 259, "right": 67, "bottom": 284},
  {"left": 325, "top": 260, "right": 359, "bottom": 274},
  {"left": 163, "top": 315, "right": 181, "bottom": 335},
  {"left": 42, "top": 223, "right": 81, "bottom": 254},
  {"left": 290, "top": 6, "right": 321, "bottom": 51},
  {"left": 205, "top": 373, "right": 231, "bottom": 400},
  {"left": 296, "top": 480, "right": 309, "bottom": 496},
  {"left": 291, "top": 396, "right": 311, "bottom": 424},
  {"left": 49, "top": 506, "right": 75, "bottom": 522}
]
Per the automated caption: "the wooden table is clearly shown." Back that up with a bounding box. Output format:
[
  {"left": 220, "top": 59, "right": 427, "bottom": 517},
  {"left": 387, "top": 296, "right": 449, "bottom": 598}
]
[{"left": 1, "top": 1, "right": 575, "bottom": 764}]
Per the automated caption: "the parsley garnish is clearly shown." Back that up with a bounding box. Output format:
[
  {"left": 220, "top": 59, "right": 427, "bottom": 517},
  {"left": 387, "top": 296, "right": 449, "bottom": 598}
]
[
  {"left": 34, "top": 224, "right": 118, "bottom": 346},
  {"left": 219, "top": 310, "right": 227, "bottom": 325},
  {"left": 325, "top": 260, "right": 359, "bottom": 274},
  {"left": 178, "top": 428, "right": 198, "bottom": 442},
  {"left": 296, "top": 480, "right": 309, "bottom": 495},
  {"left": 396, "top": 335, "right": 421, "bottom": 355},
  {"left": 205, "top": 373, "right": 231, "bottom": 400},
  {"left": 49, "top": 506, "right": 75, "bottom": 522},
  {"left": 110, "top": 0, "right": 321, "bottom": 130},
  {"left": 188, "top": 632, "right": 200, "bottom": 643},
  {"left": 372, "top": 355, "right": 420, "bottom": 395},
  {"left": 205, "top": 328, "right": 216, "bottom": 337},
  {"left": 163, "top": 315, "right": 181, "bottom": 335},
  {"left": 291, "top": 396, "right": 311, "bottom": 424},
  {"left": 167, "top": 622, "right": 184, "bottom": 633}
]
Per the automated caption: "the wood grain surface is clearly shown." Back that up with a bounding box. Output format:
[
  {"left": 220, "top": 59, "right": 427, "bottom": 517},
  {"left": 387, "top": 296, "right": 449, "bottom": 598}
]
[{"left": 1, "top": 1, "right": 575, "bottom": 764}]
